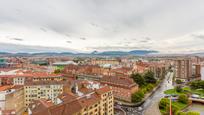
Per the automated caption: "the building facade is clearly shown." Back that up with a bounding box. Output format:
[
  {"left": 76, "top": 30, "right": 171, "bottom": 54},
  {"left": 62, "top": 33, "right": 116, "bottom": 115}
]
[
  {"left": 175, "top": 59, "right": 192, "bottom": 82},
  {"left": 24, "top": 81, "right": 64, "bottom": 107},
  {"left": 29, "top": 86, "right": 114, "bottom": 115}
]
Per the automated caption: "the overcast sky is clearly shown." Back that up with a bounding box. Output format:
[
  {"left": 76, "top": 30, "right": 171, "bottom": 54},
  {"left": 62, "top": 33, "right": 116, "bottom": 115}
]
[{"left": 0, "top": 0, "right": 204, "bottom": 53}]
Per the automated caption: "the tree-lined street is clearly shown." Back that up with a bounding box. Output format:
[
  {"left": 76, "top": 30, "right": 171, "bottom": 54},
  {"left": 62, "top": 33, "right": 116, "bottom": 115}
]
[{"left": 115, "top": 71, "right": 174, "bottom": 115}]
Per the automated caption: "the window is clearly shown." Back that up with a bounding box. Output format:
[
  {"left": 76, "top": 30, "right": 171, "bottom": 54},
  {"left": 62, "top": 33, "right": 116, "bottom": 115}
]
[{"left": 89, "top": 106, "right": 92, "bottom": 109}]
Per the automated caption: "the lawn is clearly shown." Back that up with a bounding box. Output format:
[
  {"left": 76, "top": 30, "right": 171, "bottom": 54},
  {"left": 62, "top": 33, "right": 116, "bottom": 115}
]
[
  {"left": 159, "top": 98, "right": 188, "bottom": 115},
  {"left": 191, "top": 89, "right": 204, "bottom": 96},
  {"left": 183, "top": 86, "right": 204, "bottom": 96},
  {"left": 164, "top": 86, "right": 204, "bottom": 96},
  {"left": 172, "top": 101, "right": 187, "bottom": 109},
  {"left": 164, "top": 89, "right": 185, "bottom": 95}
]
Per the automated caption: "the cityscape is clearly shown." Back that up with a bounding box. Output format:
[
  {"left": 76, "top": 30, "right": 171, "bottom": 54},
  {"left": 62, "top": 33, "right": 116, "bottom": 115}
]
[{"left": 0, "top": 1, "right": 204, "bottom": 115}]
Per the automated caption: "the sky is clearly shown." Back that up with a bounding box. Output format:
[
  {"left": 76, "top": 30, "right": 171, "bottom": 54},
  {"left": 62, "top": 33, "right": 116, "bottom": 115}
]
[{"left": 0, "top": 0, "right": 204, "bottom": 53}]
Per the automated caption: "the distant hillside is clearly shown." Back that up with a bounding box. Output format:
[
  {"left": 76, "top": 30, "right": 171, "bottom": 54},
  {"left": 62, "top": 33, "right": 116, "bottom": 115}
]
[
  {"left": 0, "top": 50, "right": 159, "bottom": 57},
  {"left": 129, "top": 50, "right": 158, "bottom": 55},
  {"left": 94, "top": 50, "right": 158, "bottom": 56}
]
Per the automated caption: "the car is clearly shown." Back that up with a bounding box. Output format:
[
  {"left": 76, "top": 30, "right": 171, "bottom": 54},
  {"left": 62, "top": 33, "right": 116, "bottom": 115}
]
[
  {"left": 138, "top": 107, "right": 143, "bottom": 111},
  {"left": 191, "top": 94, "right": 199, "bottom": 98},
  {"left": 164, "top": 94, "right": 171, "bottom": 98}
]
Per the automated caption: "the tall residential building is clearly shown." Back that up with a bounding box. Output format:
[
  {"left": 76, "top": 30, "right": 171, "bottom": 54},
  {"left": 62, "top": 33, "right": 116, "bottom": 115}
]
[
  {"left": 192, "top": 64, "right": 201, "bottom": 80},
  {"left": 24, "top": 81, "right": 64, "bottom": 107},
  {"left": 28, "top": 86, "right": 114, "bottom": 115},
  {"left": 175, "top": 59, "right": 192, "bottom": 82}
]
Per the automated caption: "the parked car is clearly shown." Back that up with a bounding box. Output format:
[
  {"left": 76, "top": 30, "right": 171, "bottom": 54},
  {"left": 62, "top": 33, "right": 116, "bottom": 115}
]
[{"left": 191, "top": 94, "right": 199, "bottom": 98}]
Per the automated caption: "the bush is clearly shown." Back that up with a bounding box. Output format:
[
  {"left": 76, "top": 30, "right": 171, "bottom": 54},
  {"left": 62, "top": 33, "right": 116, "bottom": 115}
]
[
  {"left": 159, "top": 98, "right": 169, "bottom": 109},
  {"left": 176, "top": 111, "right": 200, "bottom": 115},
  {"left": 176, "top": 79, "right": 182, "bottom": 84},
  {"left": 186, "top": 111, "right": 200, "bottom": 115},
  {"left": 190, "top": 80, "right": 204, "bottom": 89},
  {"left": 178, "top": 94, "right": 188, "bottom": 104},
  {"left": 131, "top": 90, "right": 144, "bottom": 103},
  {"left": 146, "top": 84, "right": 154, "bottom": 91},
  {"left": 175, "top": 86, "right": 183, "bottom": 92}
]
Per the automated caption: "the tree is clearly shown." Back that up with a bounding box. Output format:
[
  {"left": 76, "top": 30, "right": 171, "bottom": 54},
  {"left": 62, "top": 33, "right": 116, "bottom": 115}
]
[
  {"left": 190, "top": 80, "right": 204, "bottom": 89},
  {"left": 186, "top": 111, "right": 200, "bottom": 115},
  {"left": 159, "top": 98, "right": 169, "bottom": 110},
  {"left": 175, "top": 86, "right": 183, "bottom": 93},
  {"left": 146, "top": 84, "right": 154, "bottom": 91},
  {"left": 54, "top": 69, "right": 61, "bottom": 74},
  {"left": 131, "top": 90, "right": 144, "bottom": 103},
  {"left": 144, "top": 71, "right": 157, "bottom": 84},
  {"left": 178, "top": 94, "right": 188, "bottom": 104},
  {"left": 131, "top": 73, "right": 145, "bottom": 87}
]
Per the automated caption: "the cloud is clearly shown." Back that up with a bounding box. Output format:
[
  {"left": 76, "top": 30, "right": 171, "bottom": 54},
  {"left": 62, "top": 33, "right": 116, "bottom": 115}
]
[
  {"left": 10, "top": 38, "right": 24, "bottom": 41},
  {"left": 192, "top": 34, "right": 204, "bottom": 39},
  {"left": 40, "top": 27, "right": 47, "bottom": 32},
  {"left": 0, "top": 0, "right": 204, "bottom": 53},
  {"left": 0, "top": 43, "right": 77, "bottom": 53},
  {"left": 80, "top": 37, "right": 87, "bottom": 40},
  {"left": 66, "top": 41, "right": 72, "bottom": 43}
]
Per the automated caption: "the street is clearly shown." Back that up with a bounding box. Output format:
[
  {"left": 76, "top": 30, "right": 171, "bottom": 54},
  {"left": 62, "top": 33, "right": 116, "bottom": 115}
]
[
  {"left": 116, "top": 71, "right": 174, "bottom": 115},
  {"left": 143, "top": 71, "right": 174, "bottom": 115}
]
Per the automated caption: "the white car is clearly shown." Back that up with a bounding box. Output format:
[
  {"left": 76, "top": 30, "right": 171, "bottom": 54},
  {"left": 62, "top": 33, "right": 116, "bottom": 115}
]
[{"left": 191, "top": 94, "right": 199, "bottom": 98}]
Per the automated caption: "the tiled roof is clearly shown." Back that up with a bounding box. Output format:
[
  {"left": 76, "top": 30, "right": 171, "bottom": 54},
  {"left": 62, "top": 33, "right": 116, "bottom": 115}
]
[
  {"left": 31, "top": 93, "right": 100, "bottom": 115},
  {"left": 31, "top": 86, "right": 111, "bottom": 115},
  {"left": 24, "top": 81, "right": 66, "bottom": 86},
  {"left": 95, "top": 86, "right": 111, "bottom": 94},
  {"left": 0, "top": 85, "right": 13, "bottom": 91},
  {"left": 100, "top": 75, "right": 137, "bottom": 88},
  {"left": 0, "top": 72, "right": 61, "bottom": 78}
]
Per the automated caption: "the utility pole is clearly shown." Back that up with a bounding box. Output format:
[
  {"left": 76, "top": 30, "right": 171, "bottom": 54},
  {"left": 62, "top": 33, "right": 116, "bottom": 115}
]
[{"left": 170, "top": 96, "right": 172, "bottom": 115}]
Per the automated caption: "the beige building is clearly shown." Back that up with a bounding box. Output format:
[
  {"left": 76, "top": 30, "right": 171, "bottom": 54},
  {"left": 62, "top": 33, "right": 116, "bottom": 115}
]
[
  {"left": 24, "top": 81, "right": 64, "bottom": 107},
  {"left": 91, "top": 59, "right": 120, "bottom": 65},
  {"left": 13, "top": 73, "right": 64, "bottom": 85},
  {"left": 192, "top": 64, "right": 201, "bottom": 80},
  {"left": 0, "top": 85, "right": 25, "bottom": 115},
  {"left": 29, "top": 86, "right": 114, "bottom": 115}
]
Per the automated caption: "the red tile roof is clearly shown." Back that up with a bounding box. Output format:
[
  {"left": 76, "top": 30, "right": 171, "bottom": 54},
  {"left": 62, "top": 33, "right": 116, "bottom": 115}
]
[{"left": 30, "top": 86, "right": 112, "bottom": 115}]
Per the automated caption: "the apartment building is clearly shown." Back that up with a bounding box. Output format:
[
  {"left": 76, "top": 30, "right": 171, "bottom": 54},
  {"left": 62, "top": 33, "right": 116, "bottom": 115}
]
[
  {"left": 91, "top": 59, "right": 121, "bottom": 65},
  {"left": 192, "top": 64, "right": 201, "bottom": 80},
  {"left": 28, "top": 86, "right": 114, "bottom": 115},
  {"left": 175, "top": 58, "right": 192, "bottom": 82},
  {"left": 100, "top": 76, "right": 138, "bottom": 102},
  {"left": 0, "top": 85, "right": 25, "bottom": 115},
  {"left": 0, "top": 72, "right": 64, "bottom": 86},
  {"left": 24, "top": 81, "right": 64, "bottom": 107}
]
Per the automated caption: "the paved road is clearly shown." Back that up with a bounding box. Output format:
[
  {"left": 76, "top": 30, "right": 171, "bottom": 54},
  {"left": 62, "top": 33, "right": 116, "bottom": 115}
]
[
  {"left": 116, "top": 72, "right": 174, "bottom": 115},
  {"left": 143, "top": 72, "right": 174, "bottom": 115}
]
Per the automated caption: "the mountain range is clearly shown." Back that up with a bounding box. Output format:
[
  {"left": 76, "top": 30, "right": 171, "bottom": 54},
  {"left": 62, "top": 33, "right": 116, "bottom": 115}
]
[{"left": 0, "top": 43, "right": 158, "bottom": 56}]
